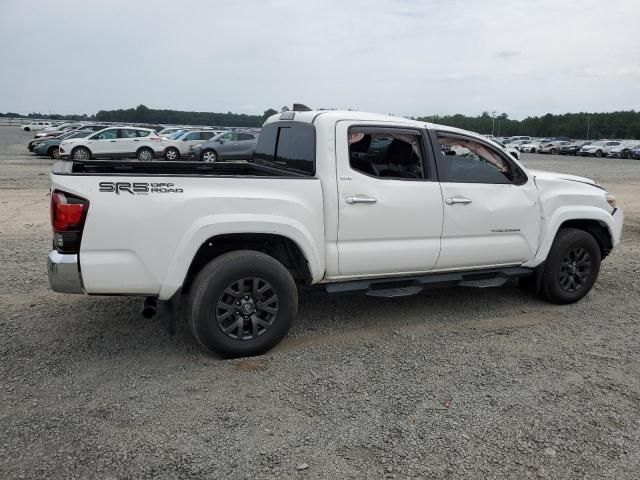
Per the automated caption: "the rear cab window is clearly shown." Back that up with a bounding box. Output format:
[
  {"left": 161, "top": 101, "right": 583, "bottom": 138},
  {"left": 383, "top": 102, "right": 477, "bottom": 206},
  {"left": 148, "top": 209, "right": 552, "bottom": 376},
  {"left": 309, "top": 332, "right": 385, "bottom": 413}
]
[{"left": 253, "top": 121, "right": 316, "bottom": 176}]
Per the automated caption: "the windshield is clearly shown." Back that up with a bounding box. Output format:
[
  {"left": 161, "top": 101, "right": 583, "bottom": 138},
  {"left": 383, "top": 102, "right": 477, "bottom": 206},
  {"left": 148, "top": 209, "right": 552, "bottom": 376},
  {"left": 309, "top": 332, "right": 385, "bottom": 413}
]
[
  {"left": 169, "top": 130, "right": 186, "bottom": 139},
  {"left": 67, "top": 130, "right": 93, "bottom": 139}
]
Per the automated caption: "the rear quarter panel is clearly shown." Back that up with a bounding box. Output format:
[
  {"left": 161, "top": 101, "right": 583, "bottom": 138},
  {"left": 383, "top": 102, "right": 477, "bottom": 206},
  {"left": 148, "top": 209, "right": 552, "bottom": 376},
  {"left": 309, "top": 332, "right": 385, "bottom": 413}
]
[{"left": 51, "top": 173, "right": 326, "bottom": 298}]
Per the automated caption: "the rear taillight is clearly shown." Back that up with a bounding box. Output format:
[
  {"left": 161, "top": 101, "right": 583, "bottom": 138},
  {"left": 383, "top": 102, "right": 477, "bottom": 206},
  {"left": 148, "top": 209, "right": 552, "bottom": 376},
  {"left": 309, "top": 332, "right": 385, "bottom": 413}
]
[{"left": 50, "top": 190, "right": 89, "bottom": 254}]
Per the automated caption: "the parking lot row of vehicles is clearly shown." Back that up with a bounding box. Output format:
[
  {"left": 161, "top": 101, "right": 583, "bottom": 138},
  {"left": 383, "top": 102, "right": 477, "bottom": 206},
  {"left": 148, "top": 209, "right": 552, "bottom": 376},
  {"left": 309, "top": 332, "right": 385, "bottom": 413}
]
[
  {"left": 493, "top": 136, "right": 640, "bottom": 159},
  {"left": 26, "top": 123, "right": 259, "bottom": 162}
]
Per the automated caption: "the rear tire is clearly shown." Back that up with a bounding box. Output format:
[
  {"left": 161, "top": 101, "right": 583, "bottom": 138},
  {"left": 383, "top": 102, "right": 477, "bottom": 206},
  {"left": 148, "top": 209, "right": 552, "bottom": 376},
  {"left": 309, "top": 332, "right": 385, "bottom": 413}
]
[
  {"left": 595, "top": 150, "right": 603, "bottom": 158},
  {"left": 49, "top": 147, "right": 60, "bottom": 159},
  {"left": 539, "top": 228, "right": 601, "bottom": 304},
  {"left": 187, "top": 250, "right": 298, "bottom": 358}
]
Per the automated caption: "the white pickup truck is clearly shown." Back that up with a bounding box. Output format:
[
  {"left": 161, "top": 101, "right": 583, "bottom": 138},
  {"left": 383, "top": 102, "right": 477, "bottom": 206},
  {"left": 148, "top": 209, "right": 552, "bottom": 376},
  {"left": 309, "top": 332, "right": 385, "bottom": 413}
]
[{"left": 48, "top": 109, "right": 623, "bottom": 357}]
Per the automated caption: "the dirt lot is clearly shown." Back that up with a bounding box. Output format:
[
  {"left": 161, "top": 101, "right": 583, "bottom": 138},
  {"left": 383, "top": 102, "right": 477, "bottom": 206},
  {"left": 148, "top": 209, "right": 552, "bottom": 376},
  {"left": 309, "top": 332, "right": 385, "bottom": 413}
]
[{"left": 1, "top": 125, "right": 639, "bottom": 479}]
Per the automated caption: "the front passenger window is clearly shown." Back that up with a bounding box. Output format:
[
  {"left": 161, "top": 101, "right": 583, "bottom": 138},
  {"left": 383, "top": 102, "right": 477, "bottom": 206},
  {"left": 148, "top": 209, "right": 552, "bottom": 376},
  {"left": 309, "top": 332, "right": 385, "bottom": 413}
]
[{"left": 437, "top": 135, "right": 518, "bottom": 184}]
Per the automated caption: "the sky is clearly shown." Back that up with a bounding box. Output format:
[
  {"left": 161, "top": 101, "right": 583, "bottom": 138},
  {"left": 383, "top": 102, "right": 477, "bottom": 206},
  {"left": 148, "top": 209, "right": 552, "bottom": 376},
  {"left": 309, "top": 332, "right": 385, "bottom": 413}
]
[{"left": 1, "top": 0, "right": 639, "bottom": 120}]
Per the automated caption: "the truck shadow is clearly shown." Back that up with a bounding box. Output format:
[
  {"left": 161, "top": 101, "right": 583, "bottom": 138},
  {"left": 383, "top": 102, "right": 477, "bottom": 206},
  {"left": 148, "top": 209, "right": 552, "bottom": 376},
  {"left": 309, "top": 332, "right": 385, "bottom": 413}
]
[{"left": 39, "top": 282, "right": 555, "bottom": 363}]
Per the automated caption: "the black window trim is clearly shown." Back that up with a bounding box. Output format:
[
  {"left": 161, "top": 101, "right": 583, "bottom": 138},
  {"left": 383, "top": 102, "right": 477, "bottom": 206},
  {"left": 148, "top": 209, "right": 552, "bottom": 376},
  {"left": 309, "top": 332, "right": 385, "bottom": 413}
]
[
  {"left": 253, "top": 120, "right": 317, "bottom": 176},
  {"left": 347, "top": 125, "right": 437, "bottom": 182},
  {"left": 431, "top": 130, "right": 528, "bottom": 186}
]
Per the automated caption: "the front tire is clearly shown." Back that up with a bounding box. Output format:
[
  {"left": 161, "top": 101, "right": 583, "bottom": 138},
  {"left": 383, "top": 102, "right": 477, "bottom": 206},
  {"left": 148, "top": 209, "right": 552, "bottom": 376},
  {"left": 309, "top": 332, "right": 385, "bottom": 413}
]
[
  {"left": 539, "top": 228, "right": 601, "bottom": 304},
  {"left": 595, "top": 150, "right": 603, "bottom": 158},
  {"left": 137, "top": 148, "right": 154, "bottom": 162},
  {"left": 187, "top": 250, "right": 298, "bottom": 358},
  {"left": 72, "top": 147, "right": 91, "bottom": 161},
  {"left": 550, "top": 148, "right": 557, "bottom": 154},
  {"left": 201, "top": 149, "right": 217, "bottom": 162}
]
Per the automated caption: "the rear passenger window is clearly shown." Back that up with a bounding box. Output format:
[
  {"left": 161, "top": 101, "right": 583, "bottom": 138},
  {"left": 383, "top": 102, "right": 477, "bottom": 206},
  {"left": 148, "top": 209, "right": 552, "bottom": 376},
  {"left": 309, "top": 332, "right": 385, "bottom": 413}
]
[
  {"left": 348, "top": 127, "right": 425, "bottom": 180},
  {"left": 253, "top": 122, "right": 315, "bottom": 175},
  {"left": 136, "top": 130, "right": 150, "bottom": 137},
  {"left": 200, "top": 131, "right": 215, "bottom": 140},
  {"left": 238, "top": 133, "right": 254, "bottom": 141},
  {"left": 119, "top": 129, "right": 138, "bottom": 138}
]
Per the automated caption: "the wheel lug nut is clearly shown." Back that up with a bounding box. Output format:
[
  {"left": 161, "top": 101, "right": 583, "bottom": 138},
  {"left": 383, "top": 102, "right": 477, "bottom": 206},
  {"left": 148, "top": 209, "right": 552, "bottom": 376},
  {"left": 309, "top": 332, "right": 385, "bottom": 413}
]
[
  {"left": 235, "top": 311, "right": 240, "bottom": 315},
  {"left": 235, "top": 301, "right": 241, "bottom": 306}
]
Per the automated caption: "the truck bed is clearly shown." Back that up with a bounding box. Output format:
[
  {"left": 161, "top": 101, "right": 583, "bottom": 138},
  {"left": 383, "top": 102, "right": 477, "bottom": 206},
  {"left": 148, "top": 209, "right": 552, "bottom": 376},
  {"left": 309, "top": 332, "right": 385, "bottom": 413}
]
[{"left": 53, "top": 160, "right": 307, "bottom": 177}]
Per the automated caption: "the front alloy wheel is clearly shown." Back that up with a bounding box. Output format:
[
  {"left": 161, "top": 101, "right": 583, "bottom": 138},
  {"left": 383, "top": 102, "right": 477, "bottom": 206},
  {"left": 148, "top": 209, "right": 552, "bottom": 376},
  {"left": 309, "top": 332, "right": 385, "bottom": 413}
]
[
  {"left": 72, "top": 148, "right": 90, "bottom": 160},
  {"left": 202, "top": 150, "right": 217, "bottom": 162},
  {"left": 558, "top": 247, "right": 592, "bottom": 293}
]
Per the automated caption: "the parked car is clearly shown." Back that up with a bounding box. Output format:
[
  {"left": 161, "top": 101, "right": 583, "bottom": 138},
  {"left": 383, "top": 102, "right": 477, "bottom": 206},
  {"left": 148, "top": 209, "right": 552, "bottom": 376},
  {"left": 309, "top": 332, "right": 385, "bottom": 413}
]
[
  {"left": 189, "top": 131, "right": 258, "bottom": 162},
  {"left": 559, "top": 141, "right": 591, "bottom": 155},
  {"left": 506, "top": 136, "right": 531, "bottom": 144},
  {"left": 59, "top": 127, "right": 165, "bottom": 161},
  {"left": 22, "top": 121, "right": 53, "bottom": 132},
  {"left": 607, "top": 142, "right": 640, "bottom": 159},
  {"left": 631, "top": 144, "right": 640, "bottom": 160},
  {"left": 47, "top": 109, "right": 623, "bottom": 357},
  {"left": 33, "top": 129, "right": 93, "bottom": 159},
  {"left": 491, "top": 140, "right": 520, "bottom": 159},
  {"left": 538, "top": 141, "right": 572, "bottom": 154},
  {"left": 519, "top": 142, "right": 540, "bottom": 153},
  {"left": 28, "top": 124, "right": 108, "bottom": 151},
  {"left": 507, "top": 139, "right": 530, "bottom": 150},
  {"left": 579, "top": 140, "right": 622, "bottom": 157},
  {"left": 162, "top": 130, "right": 220, "bottom": 160}
]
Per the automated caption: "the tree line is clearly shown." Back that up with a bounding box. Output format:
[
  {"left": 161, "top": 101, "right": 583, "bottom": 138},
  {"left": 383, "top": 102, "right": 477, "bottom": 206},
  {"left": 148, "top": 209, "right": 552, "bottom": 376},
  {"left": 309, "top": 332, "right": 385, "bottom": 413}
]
[
  {"left": 414, "top": 111, "right": 640, "bottom": 139},
  {"left": 94, "top": 105, "right": 275, "bottom": 127},
  {"left": 2, "top": 106, "right": 639, "bottom": 138}
]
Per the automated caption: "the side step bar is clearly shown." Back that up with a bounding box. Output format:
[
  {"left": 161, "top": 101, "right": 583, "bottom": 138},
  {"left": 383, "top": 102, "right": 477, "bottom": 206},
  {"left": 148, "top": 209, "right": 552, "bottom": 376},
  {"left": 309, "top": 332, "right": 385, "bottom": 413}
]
[{"left": 324, "top": 267, "right": 532, "bottom": 298}]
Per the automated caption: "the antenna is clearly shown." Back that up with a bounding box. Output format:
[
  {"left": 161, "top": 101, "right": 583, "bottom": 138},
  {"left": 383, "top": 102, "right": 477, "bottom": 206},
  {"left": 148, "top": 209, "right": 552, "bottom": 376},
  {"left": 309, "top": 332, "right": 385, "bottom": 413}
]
[{"left": 292, "top": 103, "right": 312, "bottom": 112}]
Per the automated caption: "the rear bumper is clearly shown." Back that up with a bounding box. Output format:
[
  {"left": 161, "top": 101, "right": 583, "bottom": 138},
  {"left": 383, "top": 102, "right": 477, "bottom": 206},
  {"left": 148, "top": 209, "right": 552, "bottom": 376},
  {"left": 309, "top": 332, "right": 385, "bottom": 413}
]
[{"left": 47, "top": 251, "right": 84, "bottom": 293}]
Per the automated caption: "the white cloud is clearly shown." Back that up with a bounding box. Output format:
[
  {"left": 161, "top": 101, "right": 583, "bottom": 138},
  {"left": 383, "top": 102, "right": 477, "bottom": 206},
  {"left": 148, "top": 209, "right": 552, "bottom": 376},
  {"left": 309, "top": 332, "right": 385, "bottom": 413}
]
[{"left": 0, "top": 0, "right": 638, "bottom": 119}]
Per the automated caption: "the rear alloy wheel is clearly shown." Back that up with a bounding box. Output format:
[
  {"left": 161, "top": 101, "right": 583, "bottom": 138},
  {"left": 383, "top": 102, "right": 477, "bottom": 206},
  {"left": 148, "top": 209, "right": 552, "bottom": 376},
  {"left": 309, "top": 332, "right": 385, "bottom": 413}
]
[
  {"left": 201, "top": 150, "right": 217, "bottom": 162},
  {"left": 49, "top": 147, "right": 60, "bottom": 159},
  {"left": 540, "top": 228, "right": 601, "bottom": 304},
  {"left": 188, "top": 250, "right": 298, "bottom": 357},
  {"left": 72, "top": 147, "right": 90, "bottom": 160},
  {"left": 164, "top": 147, "right": 180, "bottom": 161},
  {"left": 137, "top": 148, "right": 154, "bottom": 162}
]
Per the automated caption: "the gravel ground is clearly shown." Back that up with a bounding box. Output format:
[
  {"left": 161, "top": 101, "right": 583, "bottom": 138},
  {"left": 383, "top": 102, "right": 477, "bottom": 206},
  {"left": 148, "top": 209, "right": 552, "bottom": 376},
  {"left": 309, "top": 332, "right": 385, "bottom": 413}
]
[{"left": 1, "top": 126, "right": 639, "bottom": 479}]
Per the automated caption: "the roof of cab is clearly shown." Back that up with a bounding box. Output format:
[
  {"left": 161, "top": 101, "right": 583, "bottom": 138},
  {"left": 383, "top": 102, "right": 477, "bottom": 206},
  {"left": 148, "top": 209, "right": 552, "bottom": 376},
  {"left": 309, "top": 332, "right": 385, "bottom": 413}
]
[{"left": 263, "top": 109, "right": 481, "bottom": 138}]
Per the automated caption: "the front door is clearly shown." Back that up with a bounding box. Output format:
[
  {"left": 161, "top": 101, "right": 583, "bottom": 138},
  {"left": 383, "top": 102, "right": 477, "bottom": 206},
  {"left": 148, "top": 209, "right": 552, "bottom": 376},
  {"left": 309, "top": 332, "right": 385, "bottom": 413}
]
[
  {"left": 335, "top": 122, "right": 444, "bottom": 278},
  {"left": 87, "top": 128, "right": 118, "bottom": 156},
  {"left": 433, "top": 132, "right": 540, "bottom": 270}
]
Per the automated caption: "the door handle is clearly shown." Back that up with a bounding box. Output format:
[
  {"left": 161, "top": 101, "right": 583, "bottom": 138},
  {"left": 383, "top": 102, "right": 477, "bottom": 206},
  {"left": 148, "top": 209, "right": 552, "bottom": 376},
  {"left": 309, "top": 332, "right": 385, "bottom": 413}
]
[
  {"left": 346, "top": 195, "right": 377, "bottom": 205},
  {"left": 133, "top": 139, "right": 140, "bottom": 142},
  {"left": 445, "top": 196, "right": 472, "bottom": 205},
  {"left": 109, "top": 140, "right": 116, "bottom": 142}
]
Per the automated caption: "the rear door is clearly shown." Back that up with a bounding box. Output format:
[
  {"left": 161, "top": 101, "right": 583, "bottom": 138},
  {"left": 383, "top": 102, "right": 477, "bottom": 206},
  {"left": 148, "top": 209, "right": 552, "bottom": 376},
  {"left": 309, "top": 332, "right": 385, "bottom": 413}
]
[
  {"left": 433, "top": 131, "right": 540, "bottom": 270},
  {"left": 335, "top": 122, "right": 444, "bottom": 277},
  {"left": 117, "top": 128, "right": 140, "bottom": 158}
]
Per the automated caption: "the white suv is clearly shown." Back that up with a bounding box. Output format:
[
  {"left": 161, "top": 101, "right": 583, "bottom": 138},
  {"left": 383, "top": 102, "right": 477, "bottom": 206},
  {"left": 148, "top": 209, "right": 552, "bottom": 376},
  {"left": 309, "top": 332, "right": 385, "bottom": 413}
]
[
  {"left": 579, "top": 140, "right": 622, "bottom": 157},
  {"left": 162, "top": 130, "right": 220, "bottom": 160},
  {"left": 23, "top": 121, "right": 53, "bottom": 132},
  {"left": 59, "top": 127, "right": 165, "bottom": 161}
]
